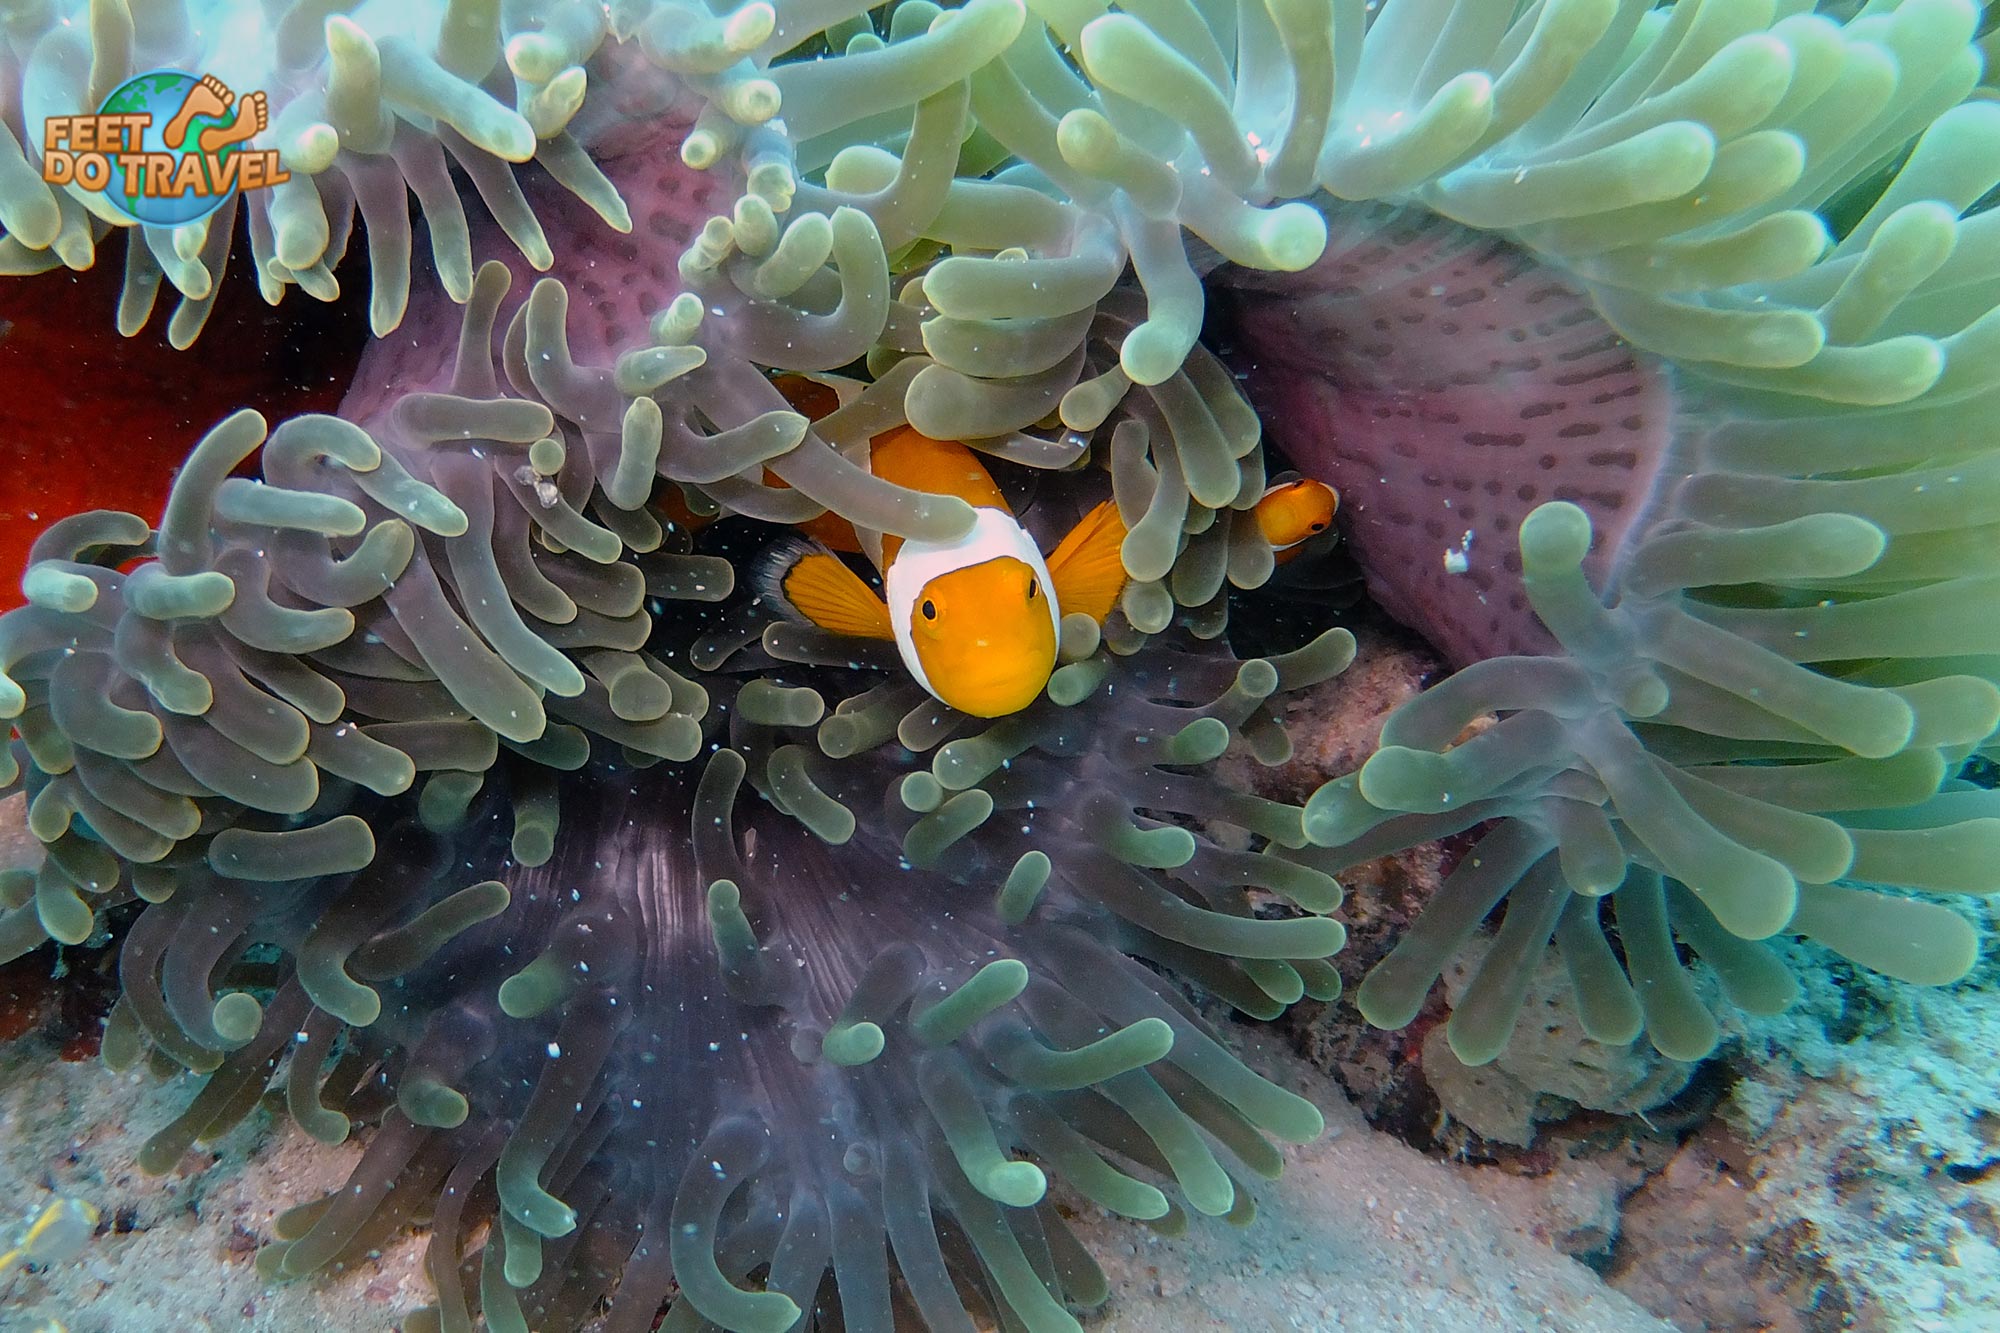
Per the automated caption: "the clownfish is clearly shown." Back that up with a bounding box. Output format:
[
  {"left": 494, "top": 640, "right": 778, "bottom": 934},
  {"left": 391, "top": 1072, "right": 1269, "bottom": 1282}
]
[
  {"left": 1255, "top": 478, "right": 1338, "bottom": 563},
  {"left": 763, "top": 387, "right": 1129, "bottom": 718}
]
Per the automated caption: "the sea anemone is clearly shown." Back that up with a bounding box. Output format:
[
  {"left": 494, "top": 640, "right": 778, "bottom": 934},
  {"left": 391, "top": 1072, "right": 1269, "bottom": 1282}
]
[
  {"left": 3, "top": 0, "right": 2000, "bottom": 1329},
  {"left": 0, "top": 222, "right": 1353, "bottom": 1328},
  {"left": 1203, "top": 0, "right": 2000, "bottom": 1066}
]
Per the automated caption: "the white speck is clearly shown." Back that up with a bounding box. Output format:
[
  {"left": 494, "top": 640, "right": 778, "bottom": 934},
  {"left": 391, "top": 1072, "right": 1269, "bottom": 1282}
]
[{"left": 1442, "top": 529, "right": 1475, "bottom": 575}]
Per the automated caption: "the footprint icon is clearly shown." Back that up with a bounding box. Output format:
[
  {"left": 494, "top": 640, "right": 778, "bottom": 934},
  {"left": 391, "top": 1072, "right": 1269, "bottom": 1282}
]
[{"left": 162, "top": 73, "right": 232, "bottom": 150}]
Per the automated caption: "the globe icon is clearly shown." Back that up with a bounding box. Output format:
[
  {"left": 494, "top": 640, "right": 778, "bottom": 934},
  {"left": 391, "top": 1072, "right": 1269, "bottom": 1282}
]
[{"left": 97, "top": 69, "right": 242, "bottom": 228}]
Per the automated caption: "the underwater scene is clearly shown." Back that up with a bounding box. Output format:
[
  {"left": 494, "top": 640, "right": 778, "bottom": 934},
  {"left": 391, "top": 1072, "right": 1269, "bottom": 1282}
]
[{"left": 1, "top": 0, "right": 1998, "bottom": 1329}]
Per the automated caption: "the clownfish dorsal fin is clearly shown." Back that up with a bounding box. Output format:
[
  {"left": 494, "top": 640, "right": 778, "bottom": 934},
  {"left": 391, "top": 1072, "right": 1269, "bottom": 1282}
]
[
  {"left": 1045, "top": 498, "right": 1129, "bottom": 624},
  {"left": 768, "top": 545, "right": 895, "bottom": 641},
  {"left": 866, "top": 427, "right": 1010, "bottom": 511},
  {"left": 867, "top": 427, "right": 1011, "bottom": 571}
]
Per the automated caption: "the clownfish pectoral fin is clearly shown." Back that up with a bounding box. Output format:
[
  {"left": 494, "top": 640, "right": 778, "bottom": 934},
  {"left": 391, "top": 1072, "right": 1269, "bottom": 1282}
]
[
  {"left": 765, "top": 543, "right": 895, "bottom": 641},
  {"left": 1045, "top": 498, "right": 1129, "bottom": 624}
]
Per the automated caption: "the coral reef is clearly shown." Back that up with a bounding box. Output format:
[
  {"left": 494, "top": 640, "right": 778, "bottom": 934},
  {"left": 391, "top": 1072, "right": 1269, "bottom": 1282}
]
[
  {"left": 1442, "top": 918, "right": 2000, "bottom": 1331},
  {"left": 1417, "top": 940, "right": 1697, "bottom": 1148},
  {"left": 3, "top": 0, "right": 2000, "bottom": 1329},
  {"left": 1607, "top": 926, "right": 2000, "bottom": 1330}
]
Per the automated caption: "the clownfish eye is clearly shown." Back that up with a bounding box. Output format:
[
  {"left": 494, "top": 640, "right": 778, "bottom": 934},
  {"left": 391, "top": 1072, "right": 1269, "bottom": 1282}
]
[
  {"left": 921, "top": 599, "right": 937, "bottom": 621},
  {"left": 1027, "top": 577, "right": 1039, "bottom": 600},
  {"left": 1309, "top": 521, "right": 1326, "bottom": 532}
]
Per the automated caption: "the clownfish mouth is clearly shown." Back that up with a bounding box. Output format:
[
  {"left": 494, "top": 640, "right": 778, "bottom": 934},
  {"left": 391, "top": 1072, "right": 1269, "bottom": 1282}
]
[{"left": 927, "top": 651, "right": 1058, "bottom": 719}]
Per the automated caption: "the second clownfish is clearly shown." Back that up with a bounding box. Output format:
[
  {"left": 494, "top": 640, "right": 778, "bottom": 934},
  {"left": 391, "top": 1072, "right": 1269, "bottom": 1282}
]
[
  {"left": 1255, "top": 478, "right": 1339, "bottom": 563},
  {"left": 762, "top": 379, "right": 1130, "bottom": 718}
]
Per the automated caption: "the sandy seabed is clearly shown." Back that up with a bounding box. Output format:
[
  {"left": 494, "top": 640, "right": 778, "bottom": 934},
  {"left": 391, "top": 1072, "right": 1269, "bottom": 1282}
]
[{"left": 0, "top": 1007, "right": 1666, "bottom": 1333}]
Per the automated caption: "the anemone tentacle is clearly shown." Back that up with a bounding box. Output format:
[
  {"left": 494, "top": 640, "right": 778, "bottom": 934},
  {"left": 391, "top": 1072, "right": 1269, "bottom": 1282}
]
[
  {"left": 1, "top": 0, "right": 639, "bottom": 342},
  {"left": 666, "top": 0, "right": 2000, "bottom": 1058}
]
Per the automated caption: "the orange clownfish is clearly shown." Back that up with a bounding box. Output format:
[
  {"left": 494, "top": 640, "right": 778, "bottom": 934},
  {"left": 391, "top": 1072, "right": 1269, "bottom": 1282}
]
[
  {"left": 1255, "top": 478, "right": 1338, "bottom": 563},
  {"left": 766, "top": 416, "right": 1129, "bottom": 719}
]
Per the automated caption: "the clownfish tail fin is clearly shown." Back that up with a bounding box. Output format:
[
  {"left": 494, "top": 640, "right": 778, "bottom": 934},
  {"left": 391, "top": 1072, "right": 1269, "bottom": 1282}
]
[
  {"left": 1046, "top": 498, "right": 1130, "bottom": 624},
  {"left": 759, "top": 538, "right": 896, "bottom": 641}
]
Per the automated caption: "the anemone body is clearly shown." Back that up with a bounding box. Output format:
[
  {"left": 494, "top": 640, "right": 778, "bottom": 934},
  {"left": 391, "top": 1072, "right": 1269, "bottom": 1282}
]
[
  {"left": 1, "top": 156, "right": 1353, "bottom": 1322},
  {"left": 1210, "top": 204, "right": 1677, "bottom": 666}
]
